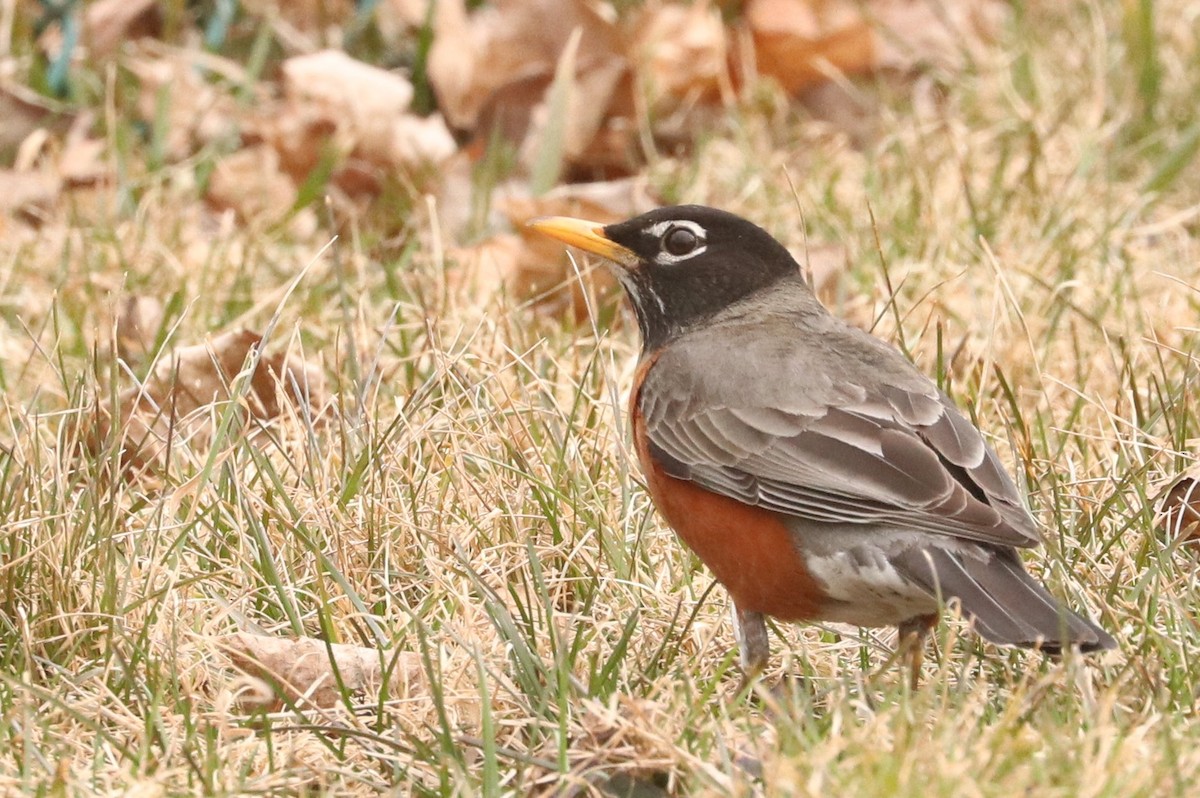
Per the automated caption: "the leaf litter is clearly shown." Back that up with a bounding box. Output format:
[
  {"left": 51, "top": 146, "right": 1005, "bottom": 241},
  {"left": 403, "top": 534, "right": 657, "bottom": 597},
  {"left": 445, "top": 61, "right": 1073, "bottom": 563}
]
[{"left": 87, "top": 328, "right": 326, "bottom": 474}]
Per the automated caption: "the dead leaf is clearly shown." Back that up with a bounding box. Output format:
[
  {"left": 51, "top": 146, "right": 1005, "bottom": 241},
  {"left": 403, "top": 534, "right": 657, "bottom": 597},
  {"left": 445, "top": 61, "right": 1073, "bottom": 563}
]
[
  {"left": 279, "top": 50, "right": 456, "bottom": 172},
  {"left": 524, "top": 178, "right": 659, "bottom": 222},
  {"left": 241, "top": 0, "right": 357, "bottom": 40},
  {"left": 743, "top": 0, "right": 876, "bottom": 95},
  {"left": 566, "top": 110, "right": 650, "bottom": 178},
  {"left": 0, "top": 83, "right": 74, "bottom": 157},
  {"left": 115, "top": 295, "right": 166, "bottom": 363},
  {"left": 283, "top": 50, "right": 414, "bottom": 151},
  {"left": 532, "top": 696, "right": 682, "bottom": 797},
  {"left": 58, "top": 136, "right": 108, "bottom": 187},
  {"left": 375, "top": 0, "right": 435, "bottom": 46},
  {"left": 629, "top": 1, "right": 730, "bottom": 117},
  {"left": 794, "top": 77, "right": 881, "bottom": 147},
  {"left": 466, "top": 72, "right": 557, "bottom": 156},
  {"left": 82, "top": 0, "right": 162, "bottom": 60},
  {"left": 1155, "top": 465, "right": 1200, "bottom": 544},
  {"left": 451, "top": 179, "right": 656, "bottom": 319},
  {"left": 206, "top": 144, "right": 298, "bottom": 224},
  {"left": 516, "top": 29, "right": 629, "bottom": 181},
  {"left": 388, "top": 113, "right": 458, "bottom": 169},
  {"left": 252, "top": 105, "right": 338, "bottom": 181},
  {"left": 742, "top": 0, "right": 1004, "bottom": 95},
  {"left": 871, "top": 0, "right": 1005, "bottom": 73},
  {"left": 128, "top": 52, "right": 241, "bottom": 161},
  {"left": 58, "top": 113, "right": 110, "bottom": 187},
  {"left": 219, "top": 632, "right": 426, "bottom": 710},
  {"left": 0, "top": 170, "right": 62, "bottom": 222},
  {"left": 90, "top": 329, "right": 325, "bottom": 473},
  {"left": 429, "top": 0, "right": 626, "bottom": 146},
  {"left": 450, "top": 232, "right": 537, "bottom": 303}
]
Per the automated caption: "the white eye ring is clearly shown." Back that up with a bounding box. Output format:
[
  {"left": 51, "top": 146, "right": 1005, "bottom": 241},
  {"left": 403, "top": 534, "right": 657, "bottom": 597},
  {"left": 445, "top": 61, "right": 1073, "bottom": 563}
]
[{"left": 645, "top": 220, "right": 708, "bottom": 264}]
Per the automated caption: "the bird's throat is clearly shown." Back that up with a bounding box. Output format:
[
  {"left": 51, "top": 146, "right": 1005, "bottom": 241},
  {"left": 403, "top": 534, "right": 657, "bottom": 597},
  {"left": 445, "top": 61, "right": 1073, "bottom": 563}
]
[{"left": 611, "top": 268, "right": 674, "bottom": 353}]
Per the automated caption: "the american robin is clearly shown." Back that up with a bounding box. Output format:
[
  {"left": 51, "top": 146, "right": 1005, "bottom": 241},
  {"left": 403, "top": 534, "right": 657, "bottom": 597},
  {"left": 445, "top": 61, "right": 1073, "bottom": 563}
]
[{"left": 528, "top": 205, "right": 1116, "bottom": 684}]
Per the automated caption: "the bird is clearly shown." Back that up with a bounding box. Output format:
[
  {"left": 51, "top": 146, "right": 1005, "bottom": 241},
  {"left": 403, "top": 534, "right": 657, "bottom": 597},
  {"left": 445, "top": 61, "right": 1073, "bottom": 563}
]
[{"left": 528, "top": 204, "right": 1116, "bottom": 685}]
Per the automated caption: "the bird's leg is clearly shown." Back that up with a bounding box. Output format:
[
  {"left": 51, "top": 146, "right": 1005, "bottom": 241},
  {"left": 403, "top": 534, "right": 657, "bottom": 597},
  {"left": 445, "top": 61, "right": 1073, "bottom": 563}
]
[
  {"left": 732, "top": 604, "right": 770, "bottom": 681},
  {"left": 896, "top": 614, "right": 937, "bottom": 690}
]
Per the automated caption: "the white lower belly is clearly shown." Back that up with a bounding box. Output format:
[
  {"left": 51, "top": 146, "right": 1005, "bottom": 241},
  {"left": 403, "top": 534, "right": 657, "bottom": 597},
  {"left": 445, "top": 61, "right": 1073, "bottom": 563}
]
[{"left": 805, "top": 546, "right": 940, "bottom": 628}]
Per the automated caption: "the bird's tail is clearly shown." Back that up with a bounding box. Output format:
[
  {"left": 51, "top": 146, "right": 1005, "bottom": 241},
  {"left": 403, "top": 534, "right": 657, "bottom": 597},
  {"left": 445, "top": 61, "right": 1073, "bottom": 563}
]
[{"left": 892, "top": 547, "right": 1115, "bottom": 653}]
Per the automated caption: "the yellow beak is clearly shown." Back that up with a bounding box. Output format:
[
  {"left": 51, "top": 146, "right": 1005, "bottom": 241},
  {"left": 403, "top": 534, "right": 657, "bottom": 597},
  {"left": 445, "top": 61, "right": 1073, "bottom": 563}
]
[{"left": 526, "top": 216, "right": 638, "bottom": 266}]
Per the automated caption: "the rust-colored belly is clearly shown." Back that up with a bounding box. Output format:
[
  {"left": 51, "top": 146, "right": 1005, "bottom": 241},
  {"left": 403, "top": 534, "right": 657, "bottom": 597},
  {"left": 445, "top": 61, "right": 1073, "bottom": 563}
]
[{"left": 631, "top": 361, "right": 826, "bottom": 621}]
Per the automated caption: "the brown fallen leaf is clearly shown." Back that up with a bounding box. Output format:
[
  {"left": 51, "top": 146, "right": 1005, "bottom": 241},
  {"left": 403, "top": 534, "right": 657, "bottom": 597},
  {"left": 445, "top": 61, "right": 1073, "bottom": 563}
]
[
  {"left": 206, "top": 144, "right": 298, "bottom": 224},
  {"left": 90, "top": 329, "right": 325, "bottom": 473},
  {"left": 375, "top": 0, "right": 434, "bottom": 46},
  {"left": 115, "top": 295, "right": 166, "bottom": 364},
  {"left": 82, "top": 0, "right": 162, "bottom": 60},
  {"left": 742, "top": 0, "right": 877, "bottom": 95},
  {"left": 517, "top": 29, "right": 629, "bottom": 181},
  {"left": 465, "top": 72, "right": 557, "bottom": 158},
  {"left": 58, "top": 136, "right": 108, "bottom": 187},
  {"left": 871, "top": 0, "right": 1005, "bottom": 73},
  {"left": 450, "top": 231, "right": 526, "bottom": 298},
  {"left": 429, "top": 0, "right": 627, "bottom": 166},
  {"left": 1155, "top": 465, "right": 1200, "bottom": 544},
  {"left": 0, "top": 169, "right": 62, "bottom": 223},
  {"left": 282, "top": 50, "right": 414, "bottom": 155},
  {"left": 0, "top": 84, "right": 75, "bottom": 155},
  {"left": 241, "top": 0, "right": 357, "bottom": 41},
  {"left": 431, "top": 1, "right": 738, "bottom": 179},
  {"left": 128, "top": 50, "right": 242, "bottom": 161},
  {"left": 532, "top": 696, "right": 683, "bottom": 797},
  {"left": 793, "top": 77, "right": 883, "bottom": 148},
  {"left": 450, "top": 179, "right": 657, "bottom": 319},
  {"left": 219, "top": 632, "right": 426, "bottom": 710},
  {"left": 453, "top": 229, "right": 599, "bottom": 318},
  {"left": 252, "top": 104, "right": 339, "bottom": 181},
  {"left": 629, "top": 0, "right": 730, "bottom": 118},
  {"left": 58, "top": 113, "right": 111, "bottom": 188},
  {"left": 274, "top": 50, "right": 456, "bottom": 178},
  {"left": 37, "top": 0, "right": 160, "bottom": 63},
  {"left": 388, "top": 112, "right": 459, "bottom": 169},
  {"left": 741, "top": 0, "right": 1003, "bottom": 96}
]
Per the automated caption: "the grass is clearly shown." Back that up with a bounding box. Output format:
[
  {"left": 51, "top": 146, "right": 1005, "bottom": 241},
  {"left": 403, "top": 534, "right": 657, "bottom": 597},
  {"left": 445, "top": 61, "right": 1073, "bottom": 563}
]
[{"left": 3, "top": 0, "right": 1200, "bottom": 795}]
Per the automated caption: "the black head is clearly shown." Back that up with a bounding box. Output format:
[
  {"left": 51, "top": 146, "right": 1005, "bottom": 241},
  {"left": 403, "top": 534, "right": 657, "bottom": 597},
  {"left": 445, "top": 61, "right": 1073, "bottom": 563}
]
[{"left": 529, "top": 205, "right": 802, "bottom": 350}]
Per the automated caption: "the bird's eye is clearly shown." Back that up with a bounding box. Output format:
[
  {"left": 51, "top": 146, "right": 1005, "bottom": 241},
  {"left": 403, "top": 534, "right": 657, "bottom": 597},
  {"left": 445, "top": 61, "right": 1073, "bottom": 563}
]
[{"left": 662, "top": 226, "right": 699, "bottom": 257}]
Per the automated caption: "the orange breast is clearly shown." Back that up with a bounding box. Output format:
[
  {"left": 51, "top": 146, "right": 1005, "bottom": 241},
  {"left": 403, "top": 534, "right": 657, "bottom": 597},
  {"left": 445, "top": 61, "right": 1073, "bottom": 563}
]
[{"left": 630, "top": 358, "right": 827, "bottom": 621}]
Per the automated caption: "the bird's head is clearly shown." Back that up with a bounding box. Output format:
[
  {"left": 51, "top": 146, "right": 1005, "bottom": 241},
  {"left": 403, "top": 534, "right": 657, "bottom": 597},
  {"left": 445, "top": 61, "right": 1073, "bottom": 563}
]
[{"left": 529, "top": 205, "right": 802, "bottom": 350}]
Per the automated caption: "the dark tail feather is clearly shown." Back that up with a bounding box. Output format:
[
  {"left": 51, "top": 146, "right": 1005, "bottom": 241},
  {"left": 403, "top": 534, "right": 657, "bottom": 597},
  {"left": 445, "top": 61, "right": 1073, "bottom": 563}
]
[{"left": 893, "top": 547, "right": 1116, "bottom": 654}]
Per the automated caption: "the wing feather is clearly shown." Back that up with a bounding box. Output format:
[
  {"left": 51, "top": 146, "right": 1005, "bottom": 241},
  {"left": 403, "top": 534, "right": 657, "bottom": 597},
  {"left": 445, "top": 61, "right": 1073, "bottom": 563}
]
[{"left": 639, "top": 323, "right": 1042, "bottom": 549}]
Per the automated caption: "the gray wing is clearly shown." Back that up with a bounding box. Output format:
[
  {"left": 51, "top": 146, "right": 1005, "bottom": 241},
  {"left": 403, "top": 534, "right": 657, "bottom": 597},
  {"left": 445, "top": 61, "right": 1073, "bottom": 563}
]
[{"left": 639, "top": 322, "right": 1041, "bottom": 549}]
